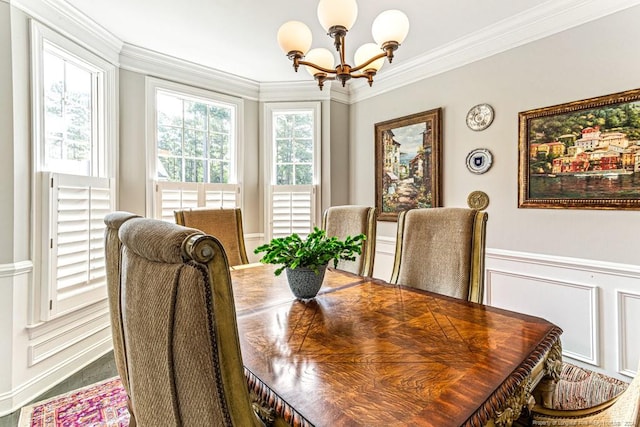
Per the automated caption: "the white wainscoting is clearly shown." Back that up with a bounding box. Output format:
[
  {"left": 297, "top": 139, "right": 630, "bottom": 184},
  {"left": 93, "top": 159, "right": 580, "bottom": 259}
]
[
  {"left": 617, "top": 290, "right": 640, "bottom": 376},
  {"left": 372, "top": 236, "right": 395, "bottom": 282},
  {"left": 485, "top": 249, "right": 640, "bottom": 380},
  {"left": 244, "top": 233, "right": 264, "bottom": 264},
  {"left": 486, "top": 270, "right": 599, "bottom": 364},
  {"left": 26, "top": 302, "right": 111, "bottom": 366},
  {"left": 0, "top": 261, "right": 112, "bottom": 417}
]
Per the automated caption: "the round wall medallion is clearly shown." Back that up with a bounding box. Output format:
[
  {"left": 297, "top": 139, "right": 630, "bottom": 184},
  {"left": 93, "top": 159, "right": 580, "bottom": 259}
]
[
  {"left": 466, "top": 103, "right": 494, "bottom": 131},
  {"left": 467, "top": 191, "right": 490, "bottom": 210},
  {"left": 466, "top": 148, "right": 493, "bottom": 174}
]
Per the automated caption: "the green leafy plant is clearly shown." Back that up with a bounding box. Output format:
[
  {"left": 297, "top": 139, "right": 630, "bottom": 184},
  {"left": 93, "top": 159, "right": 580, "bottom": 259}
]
[{"left": 255, "top": 227, "right": 366, "bottom": 276}]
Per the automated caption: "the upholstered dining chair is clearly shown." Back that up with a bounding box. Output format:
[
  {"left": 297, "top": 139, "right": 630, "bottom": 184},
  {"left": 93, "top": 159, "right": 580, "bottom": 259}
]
[
  {"left": 174, "top": 207, "right": 249, "bottom": 267},
  {"left": 531, "top": 358, "right": 640, "bottom": 426},
  {"left": 104, "top": 211, "right": 140, "bottom": 427},
  {"left": 117, "top": 217, "right": 277, "bottom": 426},
  {"left": 322, "top": 205, "right": 377, "bottom": 276},
  {"left": 390, "top": 207, "right": 488, "bottom": 304}
]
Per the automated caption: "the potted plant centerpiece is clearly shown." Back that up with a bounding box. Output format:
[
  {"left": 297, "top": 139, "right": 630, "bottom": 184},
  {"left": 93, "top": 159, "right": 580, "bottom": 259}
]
[{"left": 254, "top": 227, "right": 365, "bottom": 300}]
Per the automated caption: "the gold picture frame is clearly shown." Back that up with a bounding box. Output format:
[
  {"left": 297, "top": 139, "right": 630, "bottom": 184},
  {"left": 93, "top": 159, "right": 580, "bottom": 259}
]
[
  {"left": 518, "top": 88, "right": 640, "bottom": 210},
  {"left": 375, "top": 108, "right": 442, "bottom": 221}
]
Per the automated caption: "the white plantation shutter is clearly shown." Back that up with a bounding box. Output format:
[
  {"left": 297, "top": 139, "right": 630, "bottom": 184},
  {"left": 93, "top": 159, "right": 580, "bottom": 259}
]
[
  {"left": 155, "top": 181, "right": 240, "bottom": 222},
  {"left": 41, "top": 172, "right": 115, "bottom": 319},
  {"left": 271, "top": 185, "right": 315, "bottom": 238},
  {"left": 204, "top": 186, "right": 239, "bottom": 209},
  {"left": 264, "top": 102, "right": 321, "bottom": 241}
]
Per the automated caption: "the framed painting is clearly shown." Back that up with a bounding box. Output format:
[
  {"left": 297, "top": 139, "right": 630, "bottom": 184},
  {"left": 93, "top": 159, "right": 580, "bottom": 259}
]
[
  {"left": 519, "top": 88, "right": 640, "bottom": 210},
  {"left": 375, "top": 108, "right": 442, "bottom": 221}
]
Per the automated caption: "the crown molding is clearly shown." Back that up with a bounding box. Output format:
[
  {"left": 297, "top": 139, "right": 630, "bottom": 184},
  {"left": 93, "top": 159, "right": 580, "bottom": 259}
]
[
  {"left": 327, "top": 84, "right": 350, "bottom": 105},
  {"left": 11, "top": 0, "right": 640, "bottom": 104},
  {"left": 119, "top": 43, "right": 260, "bottom": 101},
  {"left": 349, "top": 0, "right": 640, "bottom": 103},
  {"left": 259, "top": 81, "right": 350, "bottom": 104},
  {"left": 10, "top": 0, "right": 122, "bottom": 65},
  {"left": 259, "top": 81, "right": 331, "bottom": 103}
]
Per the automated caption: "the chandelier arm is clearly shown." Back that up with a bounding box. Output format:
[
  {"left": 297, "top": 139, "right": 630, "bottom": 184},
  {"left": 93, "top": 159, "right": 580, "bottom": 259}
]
[
  {"left": 351, "top": 72, "right": 376, "bottom": 87},
  {"left": 350, "top": 52, "right": 388, "bottom": 73},
  {"left": 298, "top": 60, "right": 337, "bottom": 75}
]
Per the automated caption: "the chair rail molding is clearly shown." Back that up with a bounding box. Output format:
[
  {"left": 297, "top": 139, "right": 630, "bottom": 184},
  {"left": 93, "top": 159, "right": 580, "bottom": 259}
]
[
  {"left": 486, "top": 248, "right": 640, "bottom": 277},
  {"left": 0, "top": 260, "right": 33, "bottom": 278}
]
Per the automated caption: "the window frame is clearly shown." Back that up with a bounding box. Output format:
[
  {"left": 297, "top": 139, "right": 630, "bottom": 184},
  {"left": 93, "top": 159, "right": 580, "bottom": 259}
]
[
  {"left": 30, "top": 20, "right": 117, "bottom": 321},
  {"left": 145, "top": 77, "right": 244, "bottom": 219},
  {"left": 264, "top": 102, "right": 322, "bottom": 239}
]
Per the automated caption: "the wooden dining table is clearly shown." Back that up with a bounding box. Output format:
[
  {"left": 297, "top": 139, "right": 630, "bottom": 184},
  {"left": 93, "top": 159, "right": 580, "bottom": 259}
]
[{"left": 230, "top": 264, "right": 563, "bottom": 427}]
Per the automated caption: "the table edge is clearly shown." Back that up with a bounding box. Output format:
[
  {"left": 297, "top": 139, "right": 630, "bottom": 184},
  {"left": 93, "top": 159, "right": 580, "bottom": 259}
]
[
  {"left": 462, "top": 326, "right": 563, "bottom": 427},
  {"left": 245, "top": 367, "right": 314, "bottom": 427}
]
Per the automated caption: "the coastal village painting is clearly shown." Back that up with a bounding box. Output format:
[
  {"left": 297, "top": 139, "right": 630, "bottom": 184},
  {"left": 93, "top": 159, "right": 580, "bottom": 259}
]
[
  {"left": 519, "top": 88, "right": 640, "bottom": 209},
  {"left": 375, "top": 109, "right": 441, "bottom": 221}
]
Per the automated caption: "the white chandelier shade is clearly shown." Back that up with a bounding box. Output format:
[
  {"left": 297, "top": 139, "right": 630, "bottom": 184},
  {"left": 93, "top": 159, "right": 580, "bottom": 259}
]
[
  {"left": 372, "top": 10, "right": 410, "bottom": 46},
  {"left": 276, "top": 0, "right": 409, "bottom": 90},
  {"left": 304, "top": 48, "right": 335, "bottom": 77},
  {"left": 354, "top": 43, "right": 385, "bottom": 72},
  {"left": 317, "top": 0, "right": 358, "bottom": 32},
  {"left": 276, "top": 21, "right": 312, "bottom": 56}
]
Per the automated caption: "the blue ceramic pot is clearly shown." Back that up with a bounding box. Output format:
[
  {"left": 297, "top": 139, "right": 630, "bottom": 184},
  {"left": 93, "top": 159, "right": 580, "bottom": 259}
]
[{"left": 285, "top": 265, "right": 327, "bottom": 300}]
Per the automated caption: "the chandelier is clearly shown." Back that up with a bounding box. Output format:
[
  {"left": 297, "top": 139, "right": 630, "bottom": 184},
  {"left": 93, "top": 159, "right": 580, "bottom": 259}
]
[{"left": 276, "top": 0, "right": 409, "bottom": 90}]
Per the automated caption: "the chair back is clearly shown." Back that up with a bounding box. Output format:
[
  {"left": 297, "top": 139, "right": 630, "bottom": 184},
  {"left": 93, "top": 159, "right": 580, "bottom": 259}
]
[
  {"left": 390, "top": 207, "right": 487, "bottom": 303},
  {"left": 175, "top": 208, "right": 249, "bottom": 267},
  {"left": 104, "top": 212, "right": 140, "bottom": 397},
  {"left": 578, "top": 358, "right": 640, "bottom": 425},
  {"left": 322, "top": 205, "right": 377, "bottom": 276},
  {"left": 118, "top": 217, "right": 263, "bottom": 426}
]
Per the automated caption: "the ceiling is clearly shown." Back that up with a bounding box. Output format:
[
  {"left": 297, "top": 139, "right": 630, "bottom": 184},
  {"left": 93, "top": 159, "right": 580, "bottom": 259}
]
[{"left": 58, "top": 0, "right": 637, "bottom": 85}]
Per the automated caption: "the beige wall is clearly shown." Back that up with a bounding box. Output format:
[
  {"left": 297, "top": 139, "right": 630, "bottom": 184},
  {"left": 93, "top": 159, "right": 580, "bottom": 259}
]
[
  {"left": 329, "top": 100, "right": 350, "bottom": 206},
  {"left": 351, "top": 6, "right": 640, "bottom": 265},
  {"left": 118, "top": 69, "right": 146, "bottom": 215},
  {"left": 0, "top": 1, "right": 14, "bottom": 263},
  {"left": 241, "top": 98, "right": 261, "bottom": 232}
]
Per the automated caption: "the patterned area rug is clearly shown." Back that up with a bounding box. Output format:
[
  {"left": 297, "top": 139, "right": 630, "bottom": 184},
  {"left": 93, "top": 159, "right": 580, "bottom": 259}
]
[{"left": 18, "top": 377, "right": 129, "bottom": 427}]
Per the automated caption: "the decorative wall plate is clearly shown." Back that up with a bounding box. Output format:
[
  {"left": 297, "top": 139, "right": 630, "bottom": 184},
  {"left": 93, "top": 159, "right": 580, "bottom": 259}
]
[
  {"left": 467, "top": 191, "right": 490, "bottom": 210},
  {"left": 466, "top": 148, "right": 493, "bottom": 174},
  {"left": 466, "top": 103, "right": 494, "bottom": 131}
]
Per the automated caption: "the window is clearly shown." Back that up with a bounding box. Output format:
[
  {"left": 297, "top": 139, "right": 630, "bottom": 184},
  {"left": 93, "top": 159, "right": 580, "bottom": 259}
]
[
  {"left": 147, "top": 79, "right": 243, "bottom": 221},
  {"left": 31, "top": 22, "right": 116, "bottom": 320},
  {"left": 265, "top": 103, "right": 321, "bottom": 239}
]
